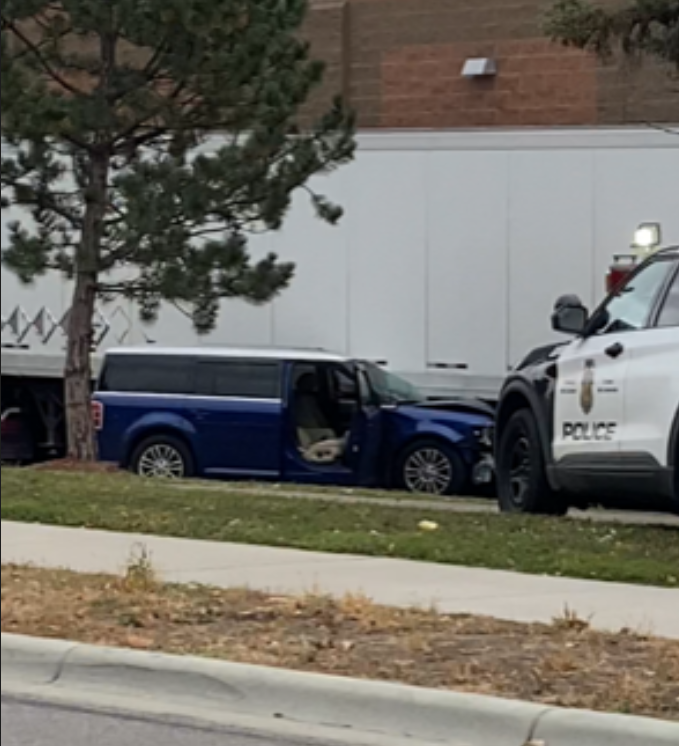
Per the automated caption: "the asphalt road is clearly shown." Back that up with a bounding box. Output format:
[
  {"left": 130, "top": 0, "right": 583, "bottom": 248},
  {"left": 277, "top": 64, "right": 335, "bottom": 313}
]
[{"left": 0, "top": 694, "right": 337, "bottom": 746}]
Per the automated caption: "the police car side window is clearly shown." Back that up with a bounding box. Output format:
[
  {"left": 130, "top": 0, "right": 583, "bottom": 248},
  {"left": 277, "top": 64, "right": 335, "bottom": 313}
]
[
  {"left": 656, "top": 268, "right": 679, "bottom": 328},
  {"left": 594, "top": 260, "right": 674, "bottom": 335}
]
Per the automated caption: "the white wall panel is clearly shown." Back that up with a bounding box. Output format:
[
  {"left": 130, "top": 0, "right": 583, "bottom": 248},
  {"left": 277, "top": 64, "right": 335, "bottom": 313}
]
[
  {"left": 3, "top": 128, "right": 677, "bottom": 384},
  {"left": 425, "top": 151, "right": 510, "bottom": 376},
  {"left": 506, "top": 150, "right": 596, "bottom": 365},
  {"left": 344, "top": 151, "right": 428, "bottom": 370},
  {"left": 592, "top": 148, "right": 679, "bottom": 305},
  {"left": 269, "top": 170, "right": 350, "bottom": 354}
]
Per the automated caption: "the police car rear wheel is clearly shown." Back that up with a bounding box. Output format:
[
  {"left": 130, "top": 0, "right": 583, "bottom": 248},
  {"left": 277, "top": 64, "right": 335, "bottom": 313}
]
[{"left": 497, "top": 409, "right": 566, "bottom": 516}]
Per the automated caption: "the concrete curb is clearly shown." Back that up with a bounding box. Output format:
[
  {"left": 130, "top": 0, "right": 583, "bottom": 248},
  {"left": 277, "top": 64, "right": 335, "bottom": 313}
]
[{"left": 2, "top": 633, "right": 677, "bottom": 745}]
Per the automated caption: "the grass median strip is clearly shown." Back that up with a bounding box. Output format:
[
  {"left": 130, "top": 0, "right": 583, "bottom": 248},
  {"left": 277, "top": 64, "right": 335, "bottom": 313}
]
[
  {"left": 2, "top": 468, "right": 677, "bottom": 586},
  {"left": 1, "top": 562, "right": 677, "bottom": 720}
]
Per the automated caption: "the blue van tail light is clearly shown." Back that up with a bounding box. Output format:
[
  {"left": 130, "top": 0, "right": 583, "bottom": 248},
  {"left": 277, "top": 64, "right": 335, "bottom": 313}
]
[{"left": 92, "top": 400, "right": 104, "bottom": 430}]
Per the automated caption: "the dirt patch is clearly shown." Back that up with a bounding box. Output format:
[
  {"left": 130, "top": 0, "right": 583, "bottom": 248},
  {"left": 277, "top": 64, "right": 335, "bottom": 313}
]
[
  {"left": 1, "top": 564, "right": 677, "bottom": 720},
  {"left": 30, "top": 459, "right": 120, "bottom": 473}
]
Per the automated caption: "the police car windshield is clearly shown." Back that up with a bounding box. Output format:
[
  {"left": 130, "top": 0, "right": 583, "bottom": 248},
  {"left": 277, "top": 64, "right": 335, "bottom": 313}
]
[
  {"left": 363, "top": 363, "right": 423, "bottom": 404},
  {"left": 599, "top": 258, "right": 675, "bottom": 333},
  {"left": 658, "top": 269, "right": 679, "bottom": 326}
]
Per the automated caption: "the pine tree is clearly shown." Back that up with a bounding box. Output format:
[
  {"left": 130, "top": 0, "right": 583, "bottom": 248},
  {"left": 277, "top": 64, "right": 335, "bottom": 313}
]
[
  {"left": 1, "top": 0, "right": 355, "bottom": 460},
  {"left": 546, "top": 0, "right": 678, "bottom": 70}
]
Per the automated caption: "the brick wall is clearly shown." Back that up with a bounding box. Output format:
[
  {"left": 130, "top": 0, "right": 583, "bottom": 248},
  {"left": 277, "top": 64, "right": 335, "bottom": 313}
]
[{"left": 303, "top": 0, "right": 679, "bottom": 128}]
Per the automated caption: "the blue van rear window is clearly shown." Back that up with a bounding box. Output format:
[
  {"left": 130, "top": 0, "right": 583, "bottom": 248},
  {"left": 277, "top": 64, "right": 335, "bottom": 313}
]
[
  {"left": 98, "top": 354, "right": 281, "bottom": 400},
  {"left": 98, "top": 354, "right": 195, "bottom": 395}
]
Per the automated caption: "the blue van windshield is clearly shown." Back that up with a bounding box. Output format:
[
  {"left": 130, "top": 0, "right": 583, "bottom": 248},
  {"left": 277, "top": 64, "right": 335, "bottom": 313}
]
[{"left": 363, "top": 363, "right": 423, "bottom": 404}]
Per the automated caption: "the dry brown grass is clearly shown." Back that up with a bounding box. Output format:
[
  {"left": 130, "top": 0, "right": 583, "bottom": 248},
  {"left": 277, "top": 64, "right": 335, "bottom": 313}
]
[{"left": 1, "top": 562, "right": 677, "bottom": 721}]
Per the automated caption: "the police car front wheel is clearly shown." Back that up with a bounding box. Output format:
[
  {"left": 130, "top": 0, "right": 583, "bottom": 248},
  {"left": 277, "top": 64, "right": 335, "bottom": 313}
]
[{"left": 496, "top": 409, "right": 567, "bottom": 516}]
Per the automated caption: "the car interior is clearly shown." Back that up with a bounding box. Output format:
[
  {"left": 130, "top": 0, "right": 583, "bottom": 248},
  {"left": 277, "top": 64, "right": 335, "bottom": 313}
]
[{"left": 291, "top": 363, "right": 359, "bottom": 465}]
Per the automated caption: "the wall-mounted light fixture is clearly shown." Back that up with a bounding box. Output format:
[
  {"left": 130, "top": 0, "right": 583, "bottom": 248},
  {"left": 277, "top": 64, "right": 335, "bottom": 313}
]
[
  {"left": 461, "top": 58, "right": 497, "bottom": 78},
  {"left": 632, "top": 222, "right": 662, "bottom": 253}
]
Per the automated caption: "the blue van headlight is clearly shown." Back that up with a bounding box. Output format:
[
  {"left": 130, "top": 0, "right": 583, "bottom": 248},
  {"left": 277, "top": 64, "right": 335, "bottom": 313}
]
[{"left": 473, "top": 427, "right": 494, "bottom": 448}]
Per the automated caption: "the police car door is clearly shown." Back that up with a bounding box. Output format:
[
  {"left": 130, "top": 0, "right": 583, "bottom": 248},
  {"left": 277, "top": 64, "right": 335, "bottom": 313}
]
[
  {"left": 553, "top": 258, "right": 673, "bottom": 463},
  {"left": 621, "top": 259, "right": 679, "bottom": 467}
]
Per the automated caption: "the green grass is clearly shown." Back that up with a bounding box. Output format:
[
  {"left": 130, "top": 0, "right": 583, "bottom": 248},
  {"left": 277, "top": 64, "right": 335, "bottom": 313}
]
[
  {"left": 2, "top": 468, "right": 677, "bottom": 587},
  {"left": 182, "top": 478, "right": 481, "bottom": 503}
]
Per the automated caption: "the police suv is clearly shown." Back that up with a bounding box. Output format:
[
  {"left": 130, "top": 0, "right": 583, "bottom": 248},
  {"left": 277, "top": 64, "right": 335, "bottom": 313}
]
[{"left": 494, "top": 245, "right": 679, "bottom": 515}]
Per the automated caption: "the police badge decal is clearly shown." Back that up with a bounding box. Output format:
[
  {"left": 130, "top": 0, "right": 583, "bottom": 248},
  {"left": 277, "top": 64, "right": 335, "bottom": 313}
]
[{"left": 580, "top": 359, "right": 595, "bottom": 415}]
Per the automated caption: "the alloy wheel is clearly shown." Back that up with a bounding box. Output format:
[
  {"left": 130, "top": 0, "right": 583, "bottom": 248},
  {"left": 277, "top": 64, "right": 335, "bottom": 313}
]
[
  {"left": 404, "top": 448, "right": 453, "bottom": 494},
  {"left": 138, "top": 444, "right": 185, "bottom": 479}
]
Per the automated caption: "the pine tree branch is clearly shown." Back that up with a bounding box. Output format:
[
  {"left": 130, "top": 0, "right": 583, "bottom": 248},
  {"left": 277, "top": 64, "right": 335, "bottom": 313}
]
[
  {"left": 2, "top": 0, "right": 355, "bottom": 333},
  {"left": 2, "top": 17, "right": 84, "bottom": 96},
  {"left": 546, "top": 0, "right": 679, "bottom": 69},
  {"left": 110, "top": 82, "right": 187, "bottom": 154},
  {"left": 2, "top": 15, "right": 73, "bottom": 64}
]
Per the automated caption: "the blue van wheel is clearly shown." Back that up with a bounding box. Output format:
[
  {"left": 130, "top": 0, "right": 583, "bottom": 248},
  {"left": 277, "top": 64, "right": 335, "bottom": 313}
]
[
  {"left": 130, "top": 435, "right": 194, "bottom": 479},
  {"left": 396, "top": 440, "right": 466, "bottom": 496}
]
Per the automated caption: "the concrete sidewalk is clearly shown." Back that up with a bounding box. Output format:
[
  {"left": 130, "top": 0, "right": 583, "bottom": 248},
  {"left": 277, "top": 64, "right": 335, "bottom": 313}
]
[{"left": 2, "top": 521, "right": 677, "bottom": 638}]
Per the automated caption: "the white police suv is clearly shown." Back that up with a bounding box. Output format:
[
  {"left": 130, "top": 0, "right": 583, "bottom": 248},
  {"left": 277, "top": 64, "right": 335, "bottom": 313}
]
[{"left": 494, "top": 245, "right": 678, "bottom": 515}]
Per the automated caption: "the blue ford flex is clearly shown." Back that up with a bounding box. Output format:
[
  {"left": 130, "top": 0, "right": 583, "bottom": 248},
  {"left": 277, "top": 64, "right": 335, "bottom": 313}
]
[{"left": 93, "top": 347, "right": 494, "bottom": 495}]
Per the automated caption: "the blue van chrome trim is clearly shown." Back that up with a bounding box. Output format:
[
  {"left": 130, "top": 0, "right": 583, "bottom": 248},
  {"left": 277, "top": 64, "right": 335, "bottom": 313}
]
[{"left": 97, "top": 392, "right": 282, "bottom": 404}]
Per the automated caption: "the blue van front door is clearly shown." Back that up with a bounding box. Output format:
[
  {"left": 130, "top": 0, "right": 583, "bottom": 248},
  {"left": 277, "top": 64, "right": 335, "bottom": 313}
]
[
  {"left": 282, "top": 362, "right": 383, "bottom": 487},
  {"left": 350, "top": 366, "right": 384, "bottom": 486}
]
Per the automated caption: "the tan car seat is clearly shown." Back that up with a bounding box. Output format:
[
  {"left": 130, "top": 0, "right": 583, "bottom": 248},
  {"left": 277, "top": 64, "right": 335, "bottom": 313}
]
[{"left": 294, "top": 372, "right": 346, "bottom": 463}]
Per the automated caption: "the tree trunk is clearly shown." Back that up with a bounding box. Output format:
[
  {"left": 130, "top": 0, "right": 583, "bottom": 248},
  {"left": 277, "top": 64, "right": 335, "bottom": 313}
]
[
  {"left": 64, "top": 152, "right": 109, "bottom": 462},
  {"left": 64, "top": 269, "right": 98, "bottom": 461}
]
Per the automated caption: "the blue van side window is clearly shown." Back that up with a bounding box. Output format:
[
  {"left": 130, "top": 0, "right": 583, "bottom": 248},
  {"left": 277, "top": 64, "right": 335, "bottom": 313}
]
[
  {"left": 196, "top": 360, "right": 281, "bottom": 400},
  {"left": 98, "top": 354, "right": 196, "bottom": 395}
]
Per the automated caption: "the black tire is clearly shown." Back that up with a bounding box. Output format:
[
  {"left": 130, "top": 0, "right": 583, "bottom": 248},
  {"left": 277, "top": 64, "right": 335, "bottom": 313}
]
[
  {"left": 395, "top": 439, "right": 467, "bottom": 496},
  {"left": 129, "top": 434, "right": 195, "bottom": 479},
  {"left": 671, "top": 447, "right": 679, "bottom": 516},
  {"left": 496, "top": 409, "right": 567, "bottom": 515}
]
